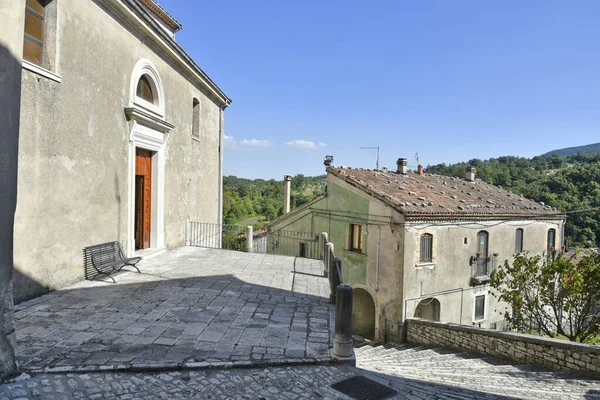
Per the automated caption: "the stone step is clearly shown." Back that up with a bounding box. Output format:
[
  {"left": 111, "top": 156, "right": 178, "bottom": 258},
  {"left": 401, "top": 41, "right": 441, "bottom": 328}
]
[
  {"left": 358, "top": 352, "right": 497, "bottom": 367},
  {"left": 354, "top": 344, "right": 425, "bottom": 358}
]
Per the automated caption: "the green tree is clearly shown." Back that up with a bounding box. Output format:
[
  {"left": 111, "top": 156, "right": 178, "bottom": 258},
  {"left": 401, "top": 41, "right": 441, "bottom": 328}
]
[{"left": 490, "top": 251, "right": 600, "bottom": 342}]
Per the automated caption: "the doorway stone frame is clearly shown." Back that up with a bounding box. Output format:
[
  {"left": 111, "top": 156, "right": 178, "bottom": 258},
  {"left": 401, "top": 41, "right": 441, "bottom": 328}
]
[{"left": 124, "top": 59, "right": 174, "bottom": 256}]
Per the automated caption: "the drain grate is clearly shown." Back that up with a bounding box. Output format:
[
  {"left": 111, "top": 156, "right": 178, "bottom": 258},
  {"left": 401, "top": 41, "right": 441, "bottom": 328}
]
[{"left": 331, "top": 375, "right": 397, "bottom": 400}]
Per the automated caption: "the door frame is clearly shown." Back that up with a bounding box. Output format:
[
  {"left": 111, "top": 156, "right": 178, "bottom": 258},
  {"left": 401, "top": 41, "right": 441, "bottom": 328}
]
[{"left": 127, "top": 121, "right": 166, "bottom": 256}]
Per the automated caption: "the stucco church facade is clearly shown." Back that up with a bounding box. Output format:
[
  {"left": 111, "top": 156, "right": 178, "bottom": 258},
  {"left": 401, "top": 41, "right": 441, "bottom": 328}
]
[{"left": 9, "top": 0, "right": 231, "bottom": 303}]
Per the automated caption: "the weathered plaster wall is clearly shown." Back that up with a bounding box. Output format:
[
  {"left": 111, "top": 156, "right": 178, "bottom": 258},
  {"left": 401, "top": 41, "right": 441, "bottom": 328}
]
[
  {"left": 405, "top": 318, "right": 600, "bottom": 376},
  {"left": 267, "top": 196, "right": 327, "bottom": 234},
  {"left": 402, "top": 219, "right": 564, "bottom": 327},
  {"left": 324, "top": 176, "right": 407, "bottom": 341},
  {"left": 266, "top": 196, "right": 327, "bottom": 257},
  {"left": 14, "top": 0, "right": 224, "bottom": 302},
  {"left": 0, "top": 0, "right": 25, "bottom": 381},
  {"left": 325, "top": 179, "right": 370, "bottom": 285}
]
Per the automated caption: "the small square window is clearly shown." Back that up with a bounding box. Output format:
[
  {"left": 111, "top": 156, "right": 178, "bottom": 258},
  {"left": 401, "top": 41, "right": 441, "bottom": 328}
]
[{"left": 475, "top": 295, "right": 485, "bottom": 320}]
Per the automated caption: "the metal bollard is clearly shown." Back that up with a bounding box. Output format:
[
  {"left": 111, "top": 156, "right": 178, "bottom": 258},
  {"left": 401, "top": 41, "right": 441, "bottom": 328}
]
[{"left": 333, "top": 284, "right": 353, "bottom": 358}]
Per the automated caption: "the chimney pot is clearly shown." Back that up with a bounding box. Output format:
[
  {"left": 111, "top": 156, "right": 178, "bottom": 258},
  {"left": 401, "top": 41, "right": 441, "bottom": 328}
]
[
  {"left": 284, "top": 175, "right": 292, "bottom": 214},
  {"left": 396, "top": 158, "right": 408, "bottom": 174},
  {"left": 466, "top": 167, "right": 476, "bottom": 181},
  {"left": 418, "top": 164, "right": 423, "bottom": 176}
]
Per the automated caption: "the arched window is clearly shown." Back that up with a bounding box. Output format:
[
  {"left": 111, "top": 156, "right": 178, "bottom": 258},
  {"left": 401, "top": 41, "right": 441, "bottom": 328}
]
[
  {"left": 476, "top": 231, "right": 489, "bottom": 276},
  {"left": 128, "top": 59, "right": 165, "bottom": 118},
  {"left": 547, "top": 229, "right": 556, "bottom": 252},
  {"left": 420, "top": 233, "right": 433, "bottom": 262},
  {"left": 515, "top": 228, "right": 523, "bottom": 253},
  {"left": 192, "top": 98, "right": 200, "bottom": 138},
  {"left": 136, "top": 75, "right": 155, "bottom": 104}
]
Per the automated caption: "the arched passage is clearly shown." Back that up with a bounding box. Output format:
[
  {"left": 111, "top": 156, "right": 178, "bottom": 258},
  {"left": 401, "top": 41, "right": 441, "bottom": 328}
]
[
  {"left": 414, "top": 298, "right": 440, "bottom": 321},
  {"left": 353, "top": 288, "right": 375, "bottom": 340}
]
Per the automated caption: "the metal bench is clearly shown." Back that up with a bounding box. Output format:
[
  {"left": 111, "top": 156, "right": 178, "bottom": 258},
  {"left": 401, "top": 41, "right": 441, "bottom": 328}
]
[{"left": 85, "top": 241, "right": 141, "bottom": 282}]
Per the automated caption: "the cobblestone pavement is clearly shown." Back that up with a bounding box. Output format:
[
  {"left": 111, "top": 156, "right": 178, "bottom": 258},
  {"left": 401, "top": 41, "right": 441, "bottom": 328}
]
[
  {"left": 14, "top": 248, "right": 332, "bottom": 373},
  {"left": 2, "top": 344, "right": 600, "bottom": 400}
]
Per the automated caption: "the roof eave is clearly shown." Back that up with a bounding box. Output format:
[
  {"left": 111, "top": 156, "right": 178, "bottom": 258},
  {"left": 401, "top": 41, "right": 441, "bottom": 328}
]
[
  {"left": 328, "top": 168, "right": 566, "bottom": 222},
  {"left": 117, "top": 0, "right": 231, "bottom": 107}
]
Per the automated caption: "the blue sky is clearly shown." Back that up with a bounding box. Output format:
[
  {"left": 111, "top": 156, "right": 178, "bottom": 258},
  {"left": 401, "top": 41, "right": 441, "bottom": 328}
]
[{"left": 161, "top": 0, "right": 600, "bottom": 179}]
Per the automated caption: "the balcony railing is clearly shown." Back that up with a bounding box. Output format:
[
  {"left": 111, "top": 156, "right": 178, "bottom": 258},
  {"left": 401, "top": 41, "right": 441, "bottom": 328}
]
[{"left": 266, "top": 229, "right": 321, "bottom": 260}]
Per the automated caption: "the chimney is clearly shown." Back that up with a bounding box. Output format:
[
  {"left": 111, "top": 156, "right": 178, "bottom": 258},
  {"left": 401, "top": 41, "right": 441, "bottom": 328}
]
[
  {"left": 466, "top": 166, "right": 476, "bottom": 181},
  {"left": 418, "top": 164, "right": 423, "bottom": 176},
  {"left": 284, "top": 175, "right": 292, "bottom": 214},
  {"left": 396, "top": 158, "right": 408, "bottom": 174}
]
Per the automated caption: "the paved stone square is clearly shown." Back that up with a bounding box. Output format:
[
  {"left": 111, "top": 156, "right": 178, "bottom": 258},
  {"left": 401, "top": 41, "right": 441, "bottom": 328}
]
[
  {"left": 2, "top": 346, "right": 600, "bottom": 400},
  {"left": 13, "top": 247, "right": 333, "bottom": 373}
]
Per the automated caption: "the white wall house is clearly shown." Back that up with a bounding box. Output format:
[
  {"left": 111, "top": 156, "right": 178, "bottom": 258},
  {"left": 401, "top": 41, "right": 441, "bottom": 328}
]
[{"left": 268, "top": 160, "right": 566, "bottom": 341}]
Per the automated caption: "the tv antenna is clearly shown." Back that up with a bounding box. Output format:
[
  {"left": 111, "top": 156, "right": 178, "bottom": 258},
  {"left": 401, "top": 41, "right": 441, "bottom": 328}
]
[
  {"left": 415, "top": 151, "right": 419, "bottom": 165},
  {"left": 360, "top": 146, "right": 380, "bottom": 170}
]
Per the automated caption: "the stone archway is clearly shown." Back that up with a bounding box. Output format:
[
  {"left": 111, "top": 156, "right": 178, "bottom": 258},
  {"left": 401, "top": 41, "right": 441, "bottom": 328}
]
[
  {"left": 353, "top": 288, "right": 376, "bottom": 340},
  {"left": 414, "top": 298, "right": 440, "bottom": 321}
]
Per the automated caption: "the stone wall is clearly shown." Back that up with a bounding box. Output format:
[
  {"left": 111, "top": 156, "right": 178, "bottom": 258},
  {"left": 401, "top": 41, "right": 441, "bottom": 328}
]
[
  {"left": 405, "top": 318, "right": 600, "bottom": 376},
  {"left": 0, "top": 0, "right": 24, "bottom": 382}
]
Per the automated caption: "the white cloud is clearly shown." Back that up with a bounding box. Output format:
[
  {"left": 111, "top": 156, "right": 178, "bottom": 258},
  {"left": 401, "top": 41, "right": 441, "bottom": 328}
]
[
  {"left": 224, "top": 134, "right": 238, "bottom": 149},
  {"left": 286, "top": 139, "right": 317, "bottom": 149},
  {"left": 240, "top": 138, "right": 273, "bottom": 147},
  {"left": 285, "top": 140, "right": 328, "bottom": 149}
]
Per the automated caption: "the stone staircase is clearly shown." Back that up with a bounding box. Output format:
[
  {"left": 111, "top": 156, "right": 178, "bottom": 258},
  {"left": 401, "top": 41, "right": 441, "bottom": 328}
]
[{"left": 354, "top": 341, "right": 600, "bottom": 399}]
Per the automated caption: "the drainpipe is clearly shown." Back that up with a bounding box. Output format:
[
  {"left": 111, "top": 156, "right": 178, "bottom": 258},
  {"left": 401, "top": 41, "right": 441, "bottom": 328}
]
[
  {"left": 217, "top": 106, "right": 225, "bottom": 228},
  {"left": 284, "top": 175, "right": 292, "bottom": 214},
  {"left": 376, "top": 225, "right": 381, "bottom": 291}
]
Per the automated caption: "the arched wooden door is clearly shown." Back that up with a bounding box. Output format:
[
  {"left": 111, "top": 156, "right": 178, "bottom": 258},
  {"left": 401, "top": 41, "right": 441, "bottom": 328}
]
[{"left": 135, "top": 149, "right": 152, "bottom": 249}]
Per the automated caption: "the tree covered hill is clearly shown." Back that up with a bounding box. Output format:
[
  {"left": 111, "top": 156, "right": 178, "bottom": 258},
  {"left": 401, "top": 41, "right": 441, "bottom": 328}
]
[
  {"left": 426, "top": 153, "right": 600, "bottom": 248},
  {"left": 223, "top": 174, "right": 325, "bottom": 225},
  {"left": 541, "top": 142, "right": 600, "bottom": 158}
]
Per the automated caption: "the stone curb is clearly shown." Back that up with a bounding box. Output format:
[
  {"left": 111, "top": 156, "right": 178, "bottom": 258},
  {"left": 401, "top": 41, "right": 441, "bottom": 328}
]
[{"left": 21, "top": 355, "right": 355, "bottom": 375}]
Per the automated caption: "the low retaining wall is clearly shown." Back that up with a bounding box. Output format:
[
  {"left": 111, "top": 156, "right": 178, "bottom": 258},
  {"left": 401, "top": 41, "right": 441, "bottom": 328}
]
[{"left": 405, "top": 318, "right": 600, "bottom": 376}]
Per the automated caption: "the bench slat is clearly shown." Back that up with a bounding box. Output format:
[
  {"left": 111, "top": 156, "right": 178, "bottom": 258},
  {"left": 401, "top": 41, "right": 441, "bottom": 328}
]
[{"left": 84, "top": 241, "right": 142, "bottom": 282}]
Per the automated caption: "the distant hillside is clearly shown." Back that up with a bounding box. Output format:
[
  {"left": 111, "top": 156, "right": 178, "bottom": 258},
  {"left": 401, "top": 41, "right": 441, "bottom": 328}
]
[
  {"left": 541, "top": 142, "right": 600, "bottom": 157},
  {"left": 223, "top": 174, "right": 325, "bottom": 226}
]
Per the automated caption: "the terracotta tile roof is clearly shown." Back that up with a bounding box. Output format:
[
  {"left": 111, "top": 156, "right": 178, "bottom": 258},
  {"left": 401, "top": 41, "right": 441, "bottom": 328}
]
[
  {"left": 137, "top": 0, "right": 182, "bottom": 32},
  {"left": 328, "top": 166, "right": 564, "bottom": 220}
]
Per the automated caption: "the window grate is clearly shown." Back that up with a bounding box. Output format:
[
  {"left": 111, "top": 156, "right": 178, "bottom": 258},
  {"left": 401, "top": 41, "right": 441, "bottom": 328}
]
[
  {"left": 420, "top": 233, "right": 432, "bottom": 262},
  {"left": 331, "top": 376, "right": 396, "bottom": 400}
]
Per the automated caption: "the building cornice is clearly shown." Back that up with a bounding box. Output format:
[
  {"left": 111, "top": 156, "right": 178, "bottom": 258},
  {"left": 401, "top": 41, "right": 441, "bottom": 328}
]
[
  {"left": 125, "top": 106, "right": 175, "bottom": 132},
  {"left": 98, "top": 0, "right": 231, "bottom": 108}
]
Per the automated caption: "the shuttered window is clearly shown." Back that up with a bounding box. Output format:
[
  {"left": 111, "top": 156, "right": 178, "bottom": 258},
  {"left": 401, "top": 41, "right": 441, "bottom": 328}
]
[
  {"left": 136, "top": 75, "right": 155, "bottom": 104},
  {"left": 420, "top": 234, "right": 433, "bottom": 262},
  {"left": 547, "top": 229, "right": 556, "bottom": 252},
  {"left": 24, "top": 0, "right": 47, "bottom": 65},
  {"left": 475, "top": 295, "right": 485, "bottom": 320},
  {"left": 192, "top": 98, "right": 200, "bottom": 137},
  {"left": 476, "top": 231, "right": 489, "bottom": 276},
  {"left": 515, "top": 228, "right": 523, "bottom": 253},
  {"left": 349, "top": 224, "right": 363, "bottom": 253}
]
